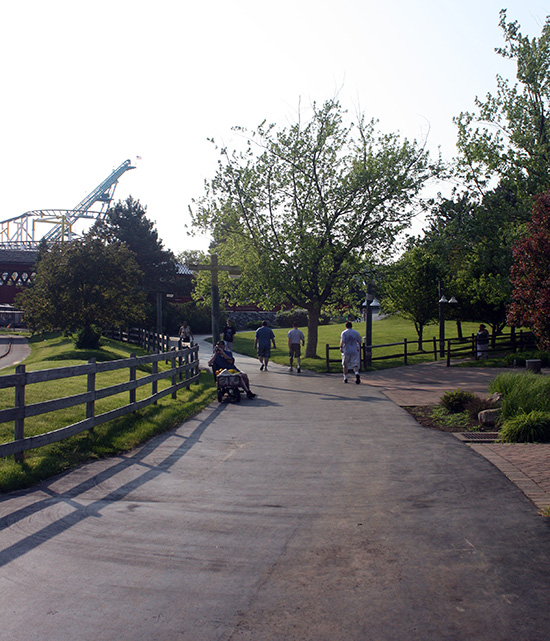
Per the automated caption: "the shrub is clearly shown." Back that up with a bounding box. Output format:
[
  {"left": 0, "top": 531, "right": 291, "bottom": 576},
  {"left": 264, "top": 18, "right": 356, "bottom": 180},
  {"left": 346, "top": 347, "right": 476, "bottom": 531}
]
[
  {"left": 490, "top": 371, "right": 550, "bottom": 418},
  {"left": 74, "top": 325, "right": 102, "bottom": 349},
  {"left": 440, "top": 389, "right": 477, "bottom": 413},
  {"left": 275, "top": 309, "right": 331, "bottom": 328},
  {"left": 499, "top": 411, "right": 550, "bottom": 443},
  {"left": 502, "top": 350, "right": 550, "bottom": 368}
]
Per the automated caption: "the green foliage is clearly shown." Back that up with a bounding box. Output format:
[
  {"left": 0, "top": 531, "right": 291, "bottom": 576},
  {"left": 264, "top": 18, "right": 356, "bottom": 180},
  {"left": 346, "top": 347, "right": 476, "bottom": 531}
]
[
  {"left": 489, "top": 371, "right": 550, "bottom": 417},
  {"left": 499, "top": 411, "right": 550, "bottom": 443},
  {"left": 192, "top": 98, "right": 440, "bottom": 356},
  {"left": 17, "top": 238, "right": 146, "bottom": 337},
  {"left": 74, "top": 324, "right": 102, "bottom": 349},
  {"left": 380, "top": 245, "right": 440, "bottom": 347},
  {"left": 275, "top": 309, "right": 330, "bottom": 328},
  {"left": 455, "top": 10, "right": 550, "bottom": 203},
  {"left": 440, "top": 389, "right": 477, "bottom": 413},
  {"left": 501, "top": 350, "right": 550, "bottom": 367}
]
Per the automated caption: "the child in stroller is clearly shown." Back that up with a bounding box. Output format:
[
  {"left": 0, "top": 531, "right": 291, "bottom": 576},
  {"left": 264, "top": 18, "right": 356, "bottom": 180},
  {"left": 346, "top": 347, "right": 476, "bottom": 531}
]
[{"left": 208, "top": 340, "right": 256, "bottom": 402}]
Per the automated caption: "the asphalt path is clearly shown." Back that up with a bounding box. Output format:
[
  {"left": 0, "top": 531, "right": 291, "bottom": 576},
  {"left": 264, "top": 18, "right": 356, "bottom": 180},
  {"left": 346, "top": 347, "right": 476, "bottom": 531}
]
[
  {"left": 0, "top": 334, "right": 31, "bottom": 370},
  {"left": 0, "top": 342, "right": 549, "bottom": 640}
]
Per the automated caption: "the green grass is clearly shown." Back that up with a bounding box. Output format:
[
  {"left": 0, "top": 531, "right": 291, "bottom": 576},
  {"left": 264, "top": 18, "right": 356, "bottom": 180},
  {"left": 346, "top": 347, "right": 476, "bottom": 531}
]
[
  {"left": 234, "top": 315, "right": 484, "bottom": 373},
  {"left": 0, "top": 333, "right": 217, "bottom": 493}
]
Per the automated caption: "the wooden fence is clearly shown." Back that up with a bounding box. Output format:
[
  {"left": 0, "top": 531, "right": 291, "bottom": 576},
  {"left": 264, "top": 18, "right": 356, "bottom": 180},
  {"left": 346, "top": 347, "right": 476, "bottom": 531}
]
[
  {"left": 326, "top": 330, "right": 536, "bottom": 372},
  {"left": 0, "top": 345, "right": 199, "bottom": 462},
  {"left": 102, "top": 327, "right": 172, "bottom": 352}
]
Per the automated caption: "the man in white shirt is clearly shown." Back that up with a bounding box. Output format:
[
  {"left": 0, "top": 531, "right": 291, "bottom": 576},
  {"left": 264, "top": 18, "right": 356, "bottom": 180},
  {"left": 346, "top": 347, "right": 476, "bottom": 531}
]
[
  {"left": 287, "top": 322, "right": 305, "bottom": 373},
  {"left": 339, "top": 321, "right": 362, "bottom": 384}
]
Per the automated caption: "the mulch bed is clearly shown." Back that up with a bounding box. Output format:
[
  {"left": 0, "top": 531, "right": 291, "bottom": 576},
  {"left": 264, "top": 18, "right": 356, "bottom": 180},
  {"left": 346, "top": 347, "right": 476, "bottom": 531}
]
[{"left": 404, "top": 405, "right": 481, "bottom": 433}]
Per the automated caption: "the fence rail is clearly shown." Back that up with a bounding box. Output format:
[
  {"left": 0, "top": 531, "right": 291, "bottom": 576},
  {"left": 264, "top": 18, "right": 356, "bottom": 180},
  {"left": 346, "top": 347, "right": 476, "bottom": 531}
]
[
  {"left": 103, "top": 327, "right": 171, "bottom": 352},
  {"left": 0, "top": 345, "right": 199, "bottom": 461},
  {"left": 325, "top": 331, "right": 536, "bottom": 372}
]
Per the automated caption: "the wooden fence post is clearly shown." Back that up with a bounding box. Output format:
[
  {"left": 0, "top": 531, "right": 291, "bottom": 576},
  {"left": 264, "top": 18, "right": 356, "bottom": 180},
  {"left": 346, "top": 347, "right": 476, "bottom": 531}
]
[
  {"left": 326, "top": 344, "right": 330, "bottom": 372},
  {"left": 403, "top": 338, "right": 408, "bottom": 365},
  {"left": 433, "top": 337, "right": 438, "bottom": 361},
  {"left": 152, "top": 352, "right": 158, "bottom": 403},
  {"left": 172, "top": 353, "right": 178, "bottom": 398},
  {"left": 14, "top": 364, "right": 26, "bottom": 463},
  {"left": 87, "top": 358, "right": 97, "bottom": 428},
  {"left": 446, "top": 339, "right": 451, "bottom": 367},
  {"left": 130, "top": 353, "right": 137, "bottom": 405}
]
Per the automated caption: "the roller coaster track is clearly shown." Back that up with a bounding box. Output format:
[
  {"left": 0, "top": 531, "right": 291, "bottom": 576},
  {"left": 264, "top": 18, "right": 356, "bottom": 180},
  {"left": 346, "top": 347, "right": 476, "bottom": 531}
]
[{"left": 0, "top": 159, "right": 135, "bottom": 250}]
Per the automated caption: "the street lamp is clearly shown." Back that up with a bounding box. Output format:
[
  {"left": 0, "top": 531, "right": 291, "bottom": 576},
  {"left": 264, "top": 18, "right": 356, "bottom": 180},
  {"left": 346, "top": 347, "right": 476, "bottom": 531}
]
[
  {"left": 438, "top": 282, "right": 457, "bottom": 357},
  {"left": 364, "top": 280, "right": 375, "bottom": 367}
]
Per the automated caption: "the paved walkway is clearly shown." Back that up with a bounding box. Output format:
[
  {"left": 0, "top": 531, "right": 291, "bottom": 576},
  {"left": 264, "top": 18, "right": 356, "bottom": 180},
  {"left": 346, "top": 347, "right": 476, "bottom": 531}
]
[{"left": 0, "top": 338, "right": 549, "bottom": 639}]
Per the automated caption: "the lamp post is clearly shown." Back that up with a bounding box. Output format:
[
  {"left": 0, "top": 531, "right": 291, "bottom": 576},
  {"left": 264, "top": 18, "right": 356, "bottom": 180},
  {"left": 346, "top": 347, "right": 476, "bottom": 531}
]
[
  {"left": 438, "top": 281, "right": 457, "bottom": 357},
  {"left": 189, "top": 254, "right": 241, "bottom": 344},
  {"left": 364, "top": 280, "right": 375, "bottom": 367}
]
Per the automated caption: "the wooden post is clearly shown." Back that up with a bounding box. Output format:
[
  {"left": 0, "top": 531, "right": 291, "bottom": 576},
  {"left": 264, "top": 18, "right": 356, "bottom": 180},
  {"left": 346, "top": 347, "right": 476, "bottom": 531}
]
[
  {"left": 130, "top": 353, "right": 137, "bottom": 405},
  {"left": 326, "top": 344, "right": 330, "bottom": 372},
  {"left": 172, "top": 353, "right": 178, "bottom": 397},
  {"left": 403, "top": 338, "right": 408, "bottom": 365},
  {"left": 14, "top": 364, "right": 26, "bottom": 463},
  {"left": 152, "top": 352, "right": 158, "bottom": 403},
  {"left": 86, "top": 358, "right": 96, "bottom": 428},
  {"left": 433, "top": 337, "right": 437, "bottom": 361},
  {"left": 446, "top": 339, "right": 451, "bottom": 367}
]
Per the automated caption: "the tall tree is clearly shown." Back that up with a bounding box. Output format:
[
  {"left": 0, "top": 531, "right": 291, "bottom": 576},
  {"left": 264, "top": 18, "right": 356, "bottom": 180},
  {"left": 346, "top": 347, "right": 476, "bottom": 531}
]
[
  {"left": 192, "top": 99, "right": 438, "bottom": 356},
  {"left": 91, "top": 196, "right": 179, "bottom": 327},
  {"left": 507, "top": 192, "right": 550, "bottom": 349},
  {"left": 455, "top": 9, "right": 550, "bottom": 211},
  {"left": 17, "top": 238, "right": 145, "bottom": 348},
  {"left": 379, "top": 245, "right": 440, "bottom": 350}
]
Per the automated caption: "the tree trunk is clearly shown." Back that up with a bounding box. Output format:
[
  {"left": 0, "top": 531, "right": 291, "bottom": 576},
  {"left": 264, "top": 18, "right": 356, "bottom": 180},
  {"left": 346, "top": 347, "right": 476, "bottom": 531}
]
[
  {"left": 305, "top": 303, "right": 321, "bottom": 358},
  {"left": 456, "top": 319, "right": 463, "bottom": 340},
  {"left": 417, "top": 325, "right": 423, "bottom": 351}
]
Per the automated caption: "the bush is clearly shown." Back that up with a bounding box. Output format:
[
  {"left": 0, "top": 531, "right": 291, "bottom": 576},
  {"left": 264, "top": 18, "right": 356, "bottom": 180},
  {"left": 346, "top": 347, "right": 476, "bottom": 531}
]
[
  {"left": 502, "top": 350, "right": 550, "bottom": 368},
  {"left": 275, "top": 309, "right": 331, "bottom": 328},
  {"left": 74, "top": 325, "right": 102, "bottom": 349},
  {"left": 440, "top": 389, "right": 477, "bottom": 414},
  {"left": 490, "top": 371, "right": 550, "bottom": 418},
  {"left": 499, "top": 411, "right": 550, "bottom": 443}
]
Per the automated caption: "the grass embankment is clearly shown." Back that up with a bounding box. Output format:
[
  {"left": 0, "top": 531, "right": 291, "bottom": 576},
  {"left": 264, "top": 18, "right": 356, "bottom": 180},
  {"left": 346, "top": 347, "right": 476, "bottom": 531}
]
[
  {"left": 233, "top": 316, "right": 483, "bottom": 373},
  {"left": 0, "top": 333, "right": 216, "bottom": 494}
]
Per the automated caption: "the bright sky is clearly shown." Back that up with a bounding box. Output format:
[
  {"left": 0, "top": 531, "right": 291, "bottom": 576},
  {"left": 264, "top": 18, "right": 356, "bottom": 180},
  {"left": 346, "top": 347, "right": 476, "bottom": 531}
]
[{"left": 1, "top": 0, "right": 548, "bottom": 255}]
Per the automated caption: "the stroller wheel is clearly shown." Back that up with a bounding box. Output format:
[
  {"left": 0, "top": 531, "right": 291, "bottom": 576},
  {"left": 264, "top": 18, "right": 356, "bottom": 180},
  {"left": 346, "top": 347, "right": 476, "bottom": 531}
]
[{"left": 217, "top": 389, "right": 224, "bottom": 403}]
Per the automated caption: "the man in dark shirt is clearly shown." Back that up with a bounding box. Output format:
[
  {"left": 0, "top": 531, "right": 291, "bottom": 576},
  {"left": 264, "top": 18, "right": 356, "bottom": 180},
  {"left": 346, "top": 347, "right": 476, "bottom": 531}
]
[{"left": 208, "top": 341, "right": 255, "bottom": 398}]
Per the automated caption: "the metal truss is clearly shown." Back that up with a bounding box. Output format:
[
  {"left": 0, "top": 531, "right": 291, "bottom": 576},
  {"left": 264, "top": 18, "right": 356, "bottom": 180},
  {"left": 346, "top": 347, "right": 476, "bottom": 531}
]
[{"left": 0, "top": 159, "right": 135, "bottom": 250}]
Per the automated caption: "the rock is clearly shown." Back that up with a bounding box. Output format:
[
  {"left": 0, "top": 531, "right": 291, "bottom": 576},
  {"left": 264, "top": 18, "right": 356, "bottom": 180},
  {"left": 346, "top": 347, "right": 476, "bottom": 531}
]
[{"left": 478, "top": 408, "right": 501, "bottom": 427}]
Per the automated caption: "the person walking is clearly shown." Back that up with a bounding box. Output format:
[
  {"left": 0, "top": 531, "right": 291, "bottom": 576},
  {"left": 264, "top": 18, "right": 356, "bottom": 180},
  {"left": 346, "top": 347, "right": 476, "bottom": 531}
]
[
  {"left": 340, "top": 321, "right": 362, "bottom": 384},
  {"left": 287, "top": 321, "right": 305, "bottom": 373},
  {"left": 476, "top": 323, "right": 490, "bottom": 359},
  {"left": 222, "top": 319, "right": 237, "bottom": 352},
  {"left": 254, "top": 320, "right": 276, "bottom": 371},
  {"left": 178, "top": 321, "right": 193, "bottom": 348}
]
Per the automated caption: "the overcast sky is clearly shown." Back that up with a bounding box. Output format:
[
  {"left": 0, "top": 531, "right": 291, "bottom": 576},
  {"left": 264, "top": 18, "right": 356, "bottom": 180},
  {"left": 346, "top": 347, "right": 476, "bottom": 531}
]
[{"left": 1, "top": 0, "right": 548, "bottom": 255}]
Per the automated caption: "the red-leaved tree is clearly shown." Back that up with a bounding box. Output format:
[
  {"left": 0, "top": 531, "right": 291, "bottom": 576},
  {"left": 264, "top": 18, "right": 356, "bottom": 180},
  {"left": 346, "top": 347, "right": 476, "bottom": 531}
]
[{"left": 507, "top": 193, "right": 550, "bottom": 349}]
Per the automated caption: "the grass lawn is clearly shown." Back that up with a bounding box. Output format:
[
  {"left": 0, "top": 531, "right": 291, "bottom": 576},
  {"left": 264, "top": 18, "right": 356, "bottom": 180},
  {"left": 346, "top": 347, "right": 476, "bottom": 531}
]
[
  {"left": 0, "top": 333, "right": 217, "bottom": 494},
  {"left": 233, "top": 315, "right": 484, "bottom": 373}
]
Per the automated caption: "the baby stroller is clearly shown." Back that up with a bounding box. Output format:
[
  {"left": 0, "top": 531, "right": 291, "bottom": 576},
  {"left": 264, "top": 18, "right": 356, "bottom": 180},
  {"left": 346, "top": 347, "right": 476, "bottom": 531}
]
[{"left": 216, "top": 369, "right": 246, "bottom": 403}]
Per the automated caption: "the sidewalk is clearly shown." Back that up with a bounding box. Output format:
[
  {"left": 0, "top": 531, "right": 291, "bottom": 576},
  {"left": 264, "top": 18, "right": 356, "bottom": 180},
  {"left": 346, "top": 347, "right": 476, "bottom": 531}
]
[{"left": 0, "top": 338, "right": 550, "bottom": 639}]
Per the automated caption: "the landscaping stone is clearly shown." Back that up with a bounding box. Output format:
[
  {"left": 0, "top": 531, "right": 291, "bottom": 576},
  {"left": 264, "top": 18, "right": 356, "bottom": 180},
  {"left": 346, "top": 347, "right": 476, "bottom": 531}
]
[{"left": 478, "top": 408, "right": 501, "bottom": 427}]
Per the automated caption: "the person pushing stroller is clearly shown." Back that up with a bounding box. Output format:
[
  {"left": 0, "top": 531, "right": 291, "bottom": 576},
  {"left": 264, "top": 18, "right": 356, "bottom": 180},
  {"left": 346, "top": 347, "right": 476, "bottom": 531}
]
[{"left": 208, "top": 340, "right": 256, "bottom": 399}]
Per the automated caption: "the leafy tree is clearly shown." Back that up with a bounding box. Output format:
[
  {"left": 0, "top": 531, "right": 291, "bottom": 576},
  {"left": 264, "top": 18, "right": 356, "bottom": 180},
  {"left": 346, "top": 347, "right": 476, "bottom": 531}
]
[
  {"left": 455, "top": 9, "right": 550, "bottom": 211},
  {"left": 192, "top": 99, "right": 438, "bottom": 356},
  {"left": 17, "top": 238, "right": 145, "bottom": 348},
  {"left": 92, "top": 196, "right": 179, "bottom": 328},
  {"left": 507, "top": 192, "right": 550, "bottom": 349},
  {"left": 379, "top": 246, "right": 440, "bottom": 349}
]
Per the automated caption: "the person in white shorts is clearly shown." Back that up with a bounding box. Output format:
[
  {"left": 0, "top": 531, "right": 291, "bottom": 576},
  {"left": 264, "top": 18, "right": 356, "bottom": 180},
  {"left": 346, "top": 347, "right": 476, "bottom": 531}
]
[
  {"left": 287, "top": 322, "right": 305, "bottom": 373},
  {"left": 340, "top": 321, "right": 362, "bottom": 384}
]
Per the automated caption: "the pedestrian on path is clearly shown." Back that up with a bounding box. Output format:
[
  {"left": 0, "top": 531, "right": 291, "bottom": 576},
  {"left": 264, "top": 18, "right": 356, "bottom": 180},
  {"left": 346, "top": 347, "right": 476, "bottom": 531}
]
[
  {"left": 476, "top": 324, "right": 490, "bottom": 359},
  {"left": 288, "top": 322, "right": 305, "bottom": 373},
  {"left": 254, "top": 320, "right": 276, "bottom": 371},
  {"left": 222, "top": 319, "right": 236, "bottom": 352},
  {"left": 208, "top": 340, "right": 256, "bottom": 398},
  {"left": 340, "top": 321, "right": 361, "bottom": 384},
  {"left": 178, "top": 321, "right": 193, "bottom": 348}
]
